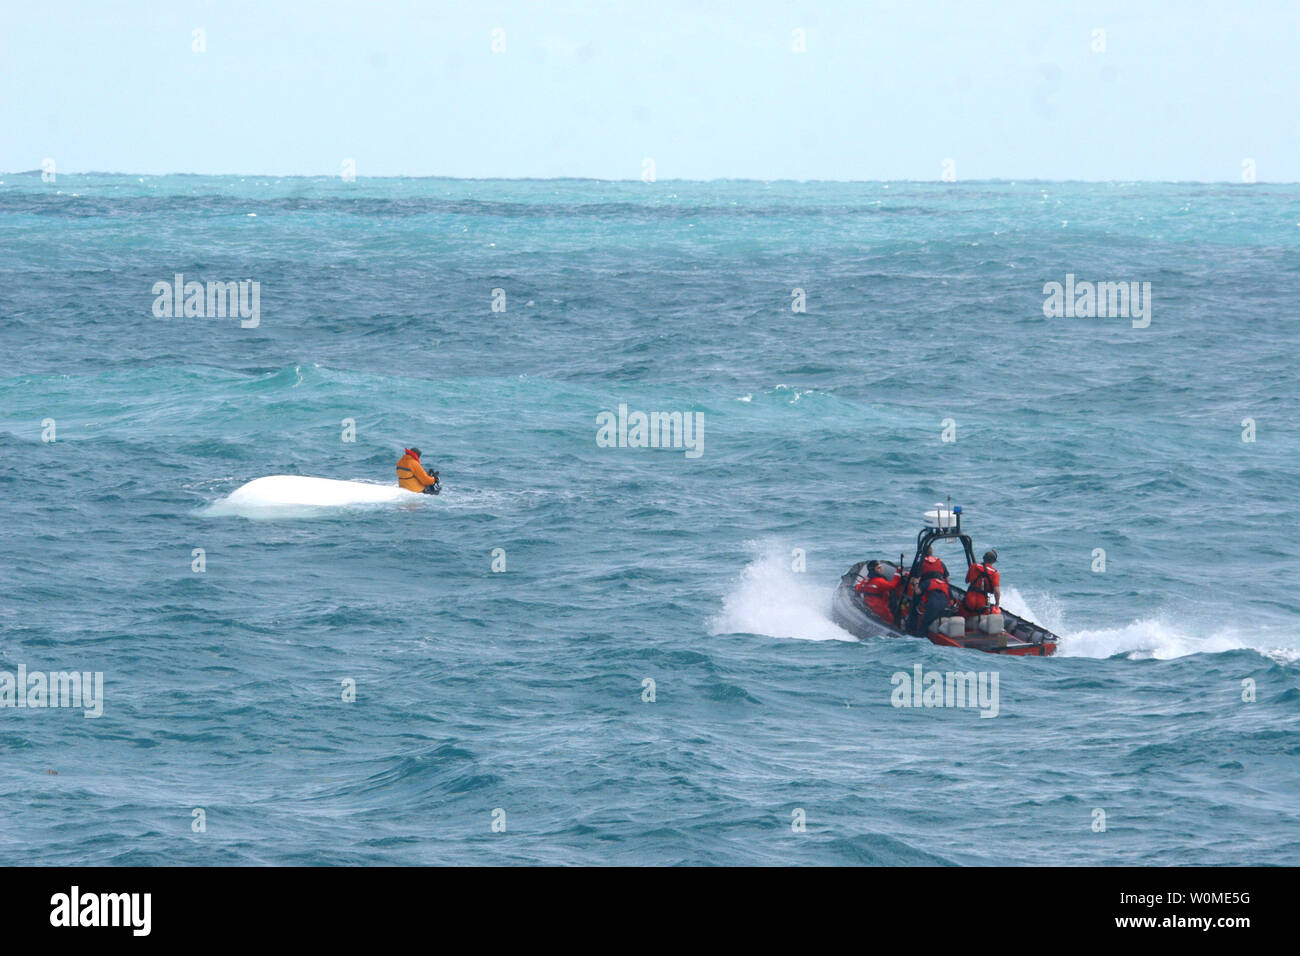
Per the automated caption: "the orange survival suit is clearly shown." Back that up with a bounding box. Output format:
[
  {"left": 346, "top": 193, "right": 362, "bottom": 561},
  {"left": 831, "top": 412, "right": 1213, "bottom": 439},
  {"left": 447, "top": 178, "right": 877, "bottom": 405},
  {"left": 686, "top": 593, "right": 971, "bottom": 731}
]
[{"left": 396, "top": 448, "right": 438, "bottom": 493}]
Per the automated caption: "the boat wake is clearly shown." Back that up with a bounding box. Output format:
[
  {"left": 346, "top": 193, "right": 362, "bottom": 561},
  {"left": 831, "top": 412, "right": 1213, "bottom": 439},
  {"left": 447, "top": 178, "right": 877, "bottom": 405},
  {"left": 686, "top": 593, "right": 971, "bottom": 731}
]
[
  {"left": 1001, "top": 587, "right": 1298, "bottom": 661},
  {"left": 967, "top": 587, "right": 1300, "bottom": 660},
  {"left": 1058, "top": 618, "right": 1300, "bottom": 663}
]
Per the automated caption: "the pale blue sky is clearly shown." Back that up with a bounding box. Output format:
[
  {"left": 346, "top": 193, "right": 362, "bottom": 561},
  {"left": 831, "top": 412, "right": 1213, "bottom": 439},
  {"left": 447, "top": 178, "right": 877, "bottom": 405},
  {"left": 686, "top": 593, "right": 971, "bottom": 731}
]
[{"left": 3, "top": 0, "right": 1297, "bottom": 180}]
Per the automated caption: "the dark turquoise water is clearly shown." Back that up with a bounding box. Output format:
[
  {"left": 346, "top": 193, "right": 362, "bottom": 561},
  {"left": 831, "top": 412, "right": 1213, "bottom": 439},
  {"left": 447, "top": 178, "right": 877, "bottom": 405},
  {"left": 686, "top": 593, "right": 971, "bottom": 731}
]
[{"left": 1, "top": 174, "right": 1297, "bottom": 864}]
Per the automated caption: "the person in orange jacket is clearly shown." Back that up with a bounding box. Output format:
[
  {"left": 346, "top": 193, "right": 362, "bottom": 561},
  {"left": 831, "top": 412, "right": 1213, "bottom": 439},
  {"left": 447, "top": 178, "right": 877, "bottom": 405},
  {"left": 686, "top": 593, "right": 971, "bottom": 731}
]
[{"left": 396, "top": 447, "right": 440, "bottom": 494}]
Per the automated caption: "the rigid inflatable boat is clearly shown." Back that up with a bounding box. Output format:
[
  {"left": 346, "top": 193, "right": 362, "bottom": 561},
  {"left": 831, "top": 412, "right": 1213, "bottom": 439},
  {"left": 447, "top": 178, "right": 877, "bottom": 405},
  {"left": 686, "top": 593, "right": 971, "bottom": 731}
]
[{"left": 831, "top": 505, "right": 1059, "bottom": 656}]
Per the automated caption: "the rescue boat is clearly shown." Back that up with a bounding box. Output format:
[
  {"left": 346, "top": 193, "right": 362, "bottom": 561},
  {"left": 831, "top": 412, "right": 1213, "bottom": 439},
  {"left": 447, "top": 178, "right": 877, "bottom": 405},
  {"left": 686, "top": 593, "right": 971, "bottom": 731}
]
[{"left": 831, "top": 504, "right": 1059, "bottom": 656}]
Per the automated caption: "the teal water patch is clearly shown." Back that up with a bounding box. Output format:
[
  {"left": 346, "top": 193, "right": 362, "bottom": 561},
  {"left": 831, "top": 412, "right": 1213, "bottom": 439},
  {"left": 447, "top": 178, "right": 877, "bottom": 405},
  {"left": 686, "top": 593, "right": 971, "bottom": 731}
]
[{"left": 1, "top": 178, "right": 1297, "bottom": 864}]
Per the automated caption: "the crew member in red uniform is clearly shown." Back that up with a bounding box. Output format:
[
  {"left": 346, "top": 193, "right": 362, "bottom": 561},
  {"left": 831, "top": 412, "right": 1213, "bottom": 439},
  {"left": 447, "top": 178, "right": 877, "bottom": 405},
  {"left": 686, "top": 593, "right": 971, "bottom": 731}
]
[
  {"left": 906, "top": 548, "right": 950, "bottom": 630},
  {"left": 963, "top": 550, "right": 1001, "bottom": 615},
  {"left": 915, "top": 547, "right": 950, "bottom": 597},
  {"left": 855, "top": 560, "right": 903, "bottom": 622}
]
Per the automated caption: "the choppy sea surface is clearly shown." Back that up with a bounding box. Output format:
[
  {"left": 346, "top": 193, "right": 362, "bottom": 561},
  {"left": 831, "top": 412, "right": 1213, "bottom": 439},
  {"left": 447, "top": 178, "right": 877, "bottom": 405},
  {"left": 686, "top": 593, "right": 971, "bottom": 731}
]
[{"left": 1, "top": 174, "right": 1297, "bottom": 865}]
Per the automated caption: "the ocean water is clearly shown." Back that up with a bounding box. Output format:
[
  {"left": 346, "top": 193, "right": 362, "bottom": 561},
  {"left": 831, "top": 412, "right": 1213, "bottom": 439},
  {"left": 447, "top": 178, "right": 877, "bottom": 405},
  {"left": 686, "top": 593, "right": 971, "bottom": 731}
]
[{"left": 1, "top": 174, "right": 1298, "bottom": 865}]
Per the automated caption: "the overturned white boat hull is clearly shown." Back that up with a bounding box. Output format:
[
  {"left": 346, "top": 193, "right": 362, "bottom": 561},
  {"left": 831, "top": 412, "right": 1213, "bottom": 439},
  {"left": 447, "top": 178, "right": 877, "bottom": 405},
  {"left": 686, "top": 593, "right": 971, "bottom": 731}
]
[{"left": 210, "top": 475, "right": 414, "bottom": 515}]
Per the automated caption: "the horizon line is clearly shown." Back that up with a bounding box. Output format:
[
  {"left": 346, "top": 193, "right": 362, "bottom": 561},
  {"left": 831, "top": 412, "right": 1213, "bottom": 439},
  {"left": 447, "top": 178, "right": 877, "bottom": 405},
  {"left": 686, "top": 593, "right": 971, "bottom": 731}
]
[{"left": 2, "top": 170, "right": 1294, "bottom": 186}]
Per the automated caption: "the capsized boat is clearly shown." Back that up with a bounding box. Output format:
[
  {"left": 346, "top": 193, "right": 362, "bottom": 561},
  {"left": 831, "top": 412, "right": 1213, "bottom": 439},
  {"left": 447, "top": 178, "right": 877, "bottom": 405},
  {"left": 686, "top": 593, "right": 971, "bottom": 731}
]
[
  {"left": 204, "top": 475, "right": 424, "bottom": 518},
  {"left": 832, "top": 504, "right": 1059, "bottom": 656}
]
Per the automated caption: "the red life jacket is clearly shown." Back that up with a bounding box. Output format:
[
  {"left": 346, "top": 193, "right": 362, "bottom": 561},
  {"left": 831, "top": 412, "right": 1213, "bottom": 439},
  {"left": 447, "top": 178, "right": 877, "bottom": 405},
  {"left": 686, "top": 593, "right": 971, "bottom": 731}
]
[
  {"left": 856, "top": 571, "right": 902, "bottom": 618},
  {"left": 963, "top": 563, "right": 999, "bottom": 611},
  {"left": 921, "top": 577, "right": 950, "bottom": 598},
  {"left": 920, "top": 555, "right": 947, "bottom": 579},
  {"left": 917, "top": 555, "right": 949, "bottom": 597}
]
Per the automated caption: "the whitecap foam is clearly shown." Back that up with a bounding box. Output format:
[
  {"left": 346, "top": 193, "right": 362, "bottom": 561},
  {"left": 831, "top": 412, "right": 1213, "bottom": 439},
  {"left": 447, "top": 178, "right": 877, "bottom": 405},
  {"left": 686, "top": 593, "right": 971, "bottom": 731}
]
[{"left": 709, "top": 542, "right": 855, "bottom": 642}]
